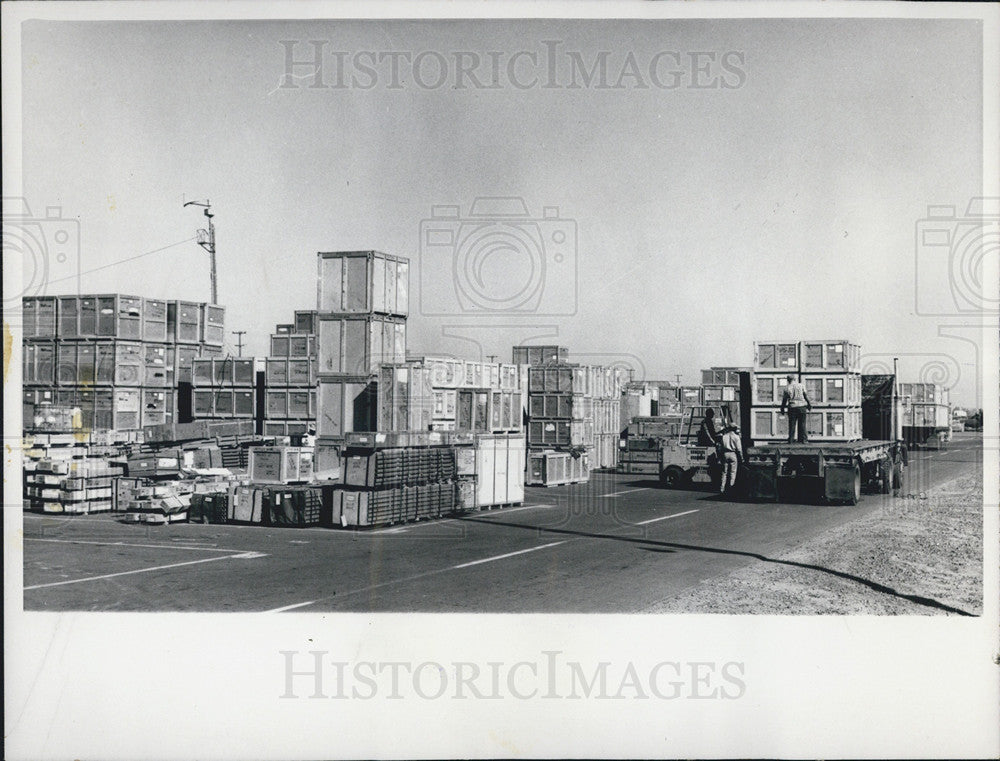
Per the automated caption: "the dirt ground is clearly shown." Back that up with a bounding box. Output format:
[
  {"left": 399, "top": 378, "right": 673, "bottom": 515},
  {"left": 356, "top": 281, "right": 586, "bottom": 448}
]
[{"left": 650, "top": 474, "right": 984, "bottom": 615}]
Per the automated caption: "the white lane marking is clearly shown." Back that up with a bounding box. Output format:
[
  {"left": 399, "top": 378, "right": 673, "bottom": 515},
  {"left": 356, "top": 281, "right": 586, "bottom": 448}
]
[
  {"left": 25, "top": 538, "right": 245, "bottom": 553},
  {"left": 635, "top": 509, "right": 700, "bottom": 526},
  {"left": 452, "top": 541, "right": 567, "bottom": 569},
  {"left": 264, "top": 600, "right": 318, "bottom": 613},
  {"left": 599, "top": 488, "right": 650, "bottom": 498},
  {"left": 24, "top": 552, "right": 265, "bottom": 590}
]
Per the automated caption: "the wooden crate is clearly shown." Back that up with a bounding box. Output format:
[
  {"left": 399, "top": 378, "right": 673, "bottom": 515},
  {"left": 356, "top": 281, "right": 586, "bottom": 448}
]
[{"left": 317, "top": 250, "right": 409, "bottom": 317}]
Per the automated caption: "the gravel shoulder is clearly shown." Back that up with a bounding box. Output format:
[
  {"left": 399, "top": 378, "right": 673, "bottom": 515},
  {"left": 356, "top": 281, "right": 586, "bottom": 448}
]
[{"left": 647, "top": 473, "right": 984, "bottom": 615}]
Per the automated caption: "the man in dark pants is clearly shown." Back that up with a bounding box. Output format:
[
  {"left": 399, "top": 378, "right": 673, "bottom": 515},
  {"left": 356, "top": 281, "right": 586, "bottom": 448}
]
[{"left": 780, "top": 374, "right": 812, "bottom": 443}]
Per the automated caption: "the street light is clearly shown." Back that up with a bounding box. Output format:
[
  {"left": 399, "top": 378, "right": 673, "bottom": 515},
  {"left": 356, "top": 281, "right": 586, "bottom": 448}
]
[{"left": 184, "top": 199, "right": 217, "bottom": 304}]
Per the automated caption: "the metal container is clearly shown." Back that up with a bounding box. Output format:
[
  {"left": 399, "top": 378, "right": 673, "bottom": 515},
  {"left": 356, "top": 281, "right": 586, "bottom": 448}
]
[
  {"left": 316, "top": 377, "right": 377, "bottom": 439},
  {"left": 378, "top": 364, "right": 435, "bottom": 432},
  {"left": 22, "top": 296, "right": 58, "bottom": 338},
  {"left": 316, "top": 314, "right": 406, "bottom": 375},
  {"left": 472, "top": 433, "right": 526, "bottom": 507},
  {"left": 752, "top": 373, "right": 792, "bottom": 405},
  {"left": 317, "top": 250, "right": 410, "bottom": 316},
  {"left": 143, "top": 298, "right": 168, "bottom": 342},
  {"left": 754, "top": 341, "right": 800, "bottom": 371},
  {"left": 293, "top": 310, "right": 318, "bottom": 335},
  {"left": 528, "top": 392, "right": 591, "bottom": 421},
  {"left": 528, "top": 365, "right": 588, "bottom": 394},
  {"left": 512, "top": 345, "right": 569, "bottom": 366},
  {"left": 751, "top": 407, "right": 861, "bottom": 442},
  {"left": 526, "top": 419, "right": 593, "bottom": 448},
  {"left": 526, "top": 449, "right": 590, "bottom": 486},
  {"left": 265, "top": 389, "right": 316, "bottom": 420},
  {"left": 201, "top": 304, "right": 225, "bottom": 346},
  {"left": 168, "top": 300, "right": 202, "bottom": 344},
  {"left": 800, "top": 341, "right": 861, "bottom": 373},
  {"left": 249, "top": 447, "right": 314, "bottom": 484},
  {"left": 802, "top": 373, "right": 862, "bottom": 407}
]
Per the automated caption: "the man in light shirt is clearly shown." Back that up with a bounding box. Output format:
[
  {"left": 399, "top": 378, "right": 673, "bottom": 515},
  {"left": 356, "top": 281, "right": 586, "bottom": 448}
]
[
  {"left": 718, "top": 424, "right": 743, "bottom": 495},
  {"left": 780, "top": 374, "right": 812, "bottom": 443}
]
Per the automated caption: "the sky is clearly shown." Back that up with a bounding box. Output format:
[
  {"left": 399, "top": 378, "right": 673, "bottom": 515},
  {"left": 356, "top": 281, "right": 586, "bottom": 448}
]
[{"left": 14, "top": 17, "right": 988, "bottom": 406}]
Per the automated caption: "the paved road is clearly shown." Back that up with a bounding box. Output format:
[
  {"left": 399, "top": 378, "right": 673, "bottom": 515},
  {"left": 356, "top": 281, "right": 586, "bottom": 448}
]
[{"left": 21, "top": 433, "right": 982, "bottom": 612}]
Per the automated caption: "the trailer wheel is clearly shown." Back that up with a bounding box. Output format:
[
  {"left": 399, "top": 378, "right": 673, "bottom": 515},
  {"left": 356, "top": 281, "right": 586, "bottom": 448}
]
[
  {"left": 660, "top": 466, "right": 686, "bottom": 489},
  {"left": 849, "top": 463, "right": 862, "bottom": 505}
]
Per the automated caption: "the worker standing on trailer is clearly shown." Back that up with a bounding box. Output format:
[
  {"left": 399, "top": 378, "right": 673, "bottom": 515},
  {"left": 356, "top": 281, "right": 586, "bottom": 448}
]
[
  {"left": 718, "top": 424, "right": 743, "bottom": 495},
  {"left": 780, "top": 374, "right": 812, "bottom": 443}
]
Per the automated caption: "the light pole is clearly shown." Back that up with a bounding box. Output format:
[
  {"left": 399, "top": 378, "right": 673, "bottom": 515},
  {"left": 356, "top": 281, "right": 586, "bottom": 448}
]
[{"left": 184, "top": 199, "right": 217, "bottom": 304}]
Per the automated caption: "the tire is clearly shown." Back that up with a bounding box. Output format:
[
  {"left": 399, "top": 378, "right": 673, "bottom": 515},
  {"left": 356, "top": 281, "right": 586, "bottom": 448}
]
[
  {"left": 848, "top": 463, "right": 861, "bottom": 505},
  {"left": 660, "top": 465, "right": 686, "bottom": 489}
]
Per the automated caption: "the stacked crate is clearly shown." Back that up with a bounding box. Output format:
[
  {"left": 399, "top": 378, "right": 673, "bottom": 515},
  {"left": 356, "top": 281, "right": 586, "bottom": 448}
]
[
  {"left": 750, "top": 340, "right": 862, "bottom": 443},
  {"left": 332, "top": 433, "right": 460, "bottom": 527},
  {"left": 383, "top": 356, "right": 525, "bottom": 434},
  {"left": 587, "top": 366, "right": 627, "bottom": 469},
  {"left": 263, "top": 310, "right": 319, "bottom": 438},
  {"left": 898, "top": 382, "right": 952, "bottom": 444},
  {"left": 315, "top": 251, "right": 408, "bottom": 442},
  {"left": 699, "top": 366, "right": 746, "bottom": 432},
  {"left": 22, "top": 432, "right": 124, "bottom": 514},
  {"left": 191, "top": 356, "right": 258, "bottom": 425},
  {"left": 22, "top": 295, "right": 224, "bottom": 431}
]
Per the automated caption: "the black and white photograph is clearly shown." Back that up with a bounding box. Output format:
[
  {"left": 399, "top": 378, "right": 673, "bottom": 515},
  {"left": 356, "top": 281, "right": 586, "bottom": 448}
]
[{"left": 4, "top": 1, "right": 998, "bottom": 758}]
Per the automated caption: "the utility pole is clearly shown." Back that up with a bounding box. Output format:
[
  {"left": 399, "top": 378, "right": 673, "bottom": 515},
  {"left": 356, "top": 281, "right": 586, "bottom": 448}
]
[
  {"left": 487, "top": 355, "right": 497, "bottom": 363},
  {"left": 184, "top": 199, "right": 217, "bottom": 304},
  {"left": 233, "top": 330, "right": 246, "bottom": 357},
  {"left": 674, "top": 374, "right": 682, "bottom": 386}
]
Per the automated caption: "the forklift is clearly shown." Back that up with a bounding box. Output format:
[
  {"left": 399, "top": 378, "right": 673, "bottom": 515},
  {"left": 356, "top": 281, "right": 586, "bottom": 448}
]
[{"left": 658, "top": 403, "right": 744, "bottom": 489}]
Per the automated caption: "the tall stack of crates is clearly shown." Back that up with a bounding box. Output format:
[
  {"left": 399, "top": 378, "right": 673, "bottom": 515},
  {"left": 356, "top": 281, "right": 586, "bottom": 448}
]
[
  {"left": 519, "top": 346, "right": 633, "bottom": 483},
  {"left": 263, "top": 310, "right": 319, "bottom": 438},
  {"left": 315, "top": 251, "right": 408, "bottom": 442},
  {"left": 191, "top": 356, "right": 258, "bottom": 425},
  {"left": 898, "top": 382, "right": 952, "bottom": 444},
  {"left": 587, "top": 365, "right": 627, "bottom": 469},
  {"left": 22, "top": 295, "right": 224, "bottom": 431},
  {"left": 750, "top": 340, "right": 862, "bottom": 443}
]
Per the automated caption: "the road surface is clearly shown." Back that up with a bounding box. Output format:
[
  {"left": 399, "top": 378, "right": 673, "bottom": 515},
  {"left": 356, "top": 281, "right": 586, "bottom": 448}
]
[{"left": 21, "top": 433, "right": 982, "bottom": 612}]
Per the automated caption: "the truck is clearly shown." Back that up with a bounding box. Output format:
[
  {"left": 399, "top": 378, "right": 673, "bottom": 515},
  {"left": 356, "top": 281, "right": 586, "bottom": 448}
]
[{"left": 618, "top": 374, "right": 908, "bottom": 505}]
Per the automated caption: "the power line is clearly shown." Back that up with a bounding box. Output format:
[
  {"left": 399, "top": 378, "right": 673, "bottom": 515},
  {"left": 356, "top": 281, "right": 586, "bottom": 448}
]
[{"left": 47, "top": 236, "right": 197, "bottom": 284}]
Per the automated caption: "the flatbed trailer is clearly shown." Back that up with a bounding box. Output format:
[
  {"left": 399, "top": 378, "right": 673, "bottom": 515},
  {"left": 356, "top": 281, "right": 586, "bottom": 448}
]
[{"left": 744, "top": 439, "right": 907, "bottom": 505}]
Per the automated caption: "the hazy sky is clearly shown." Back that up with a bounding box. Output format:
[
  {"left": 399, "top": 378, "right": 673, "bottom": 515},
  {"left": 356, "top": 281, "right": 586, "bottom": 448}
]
[{"left": 17, "top": 18, "right": 986, "bottom": 405}]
